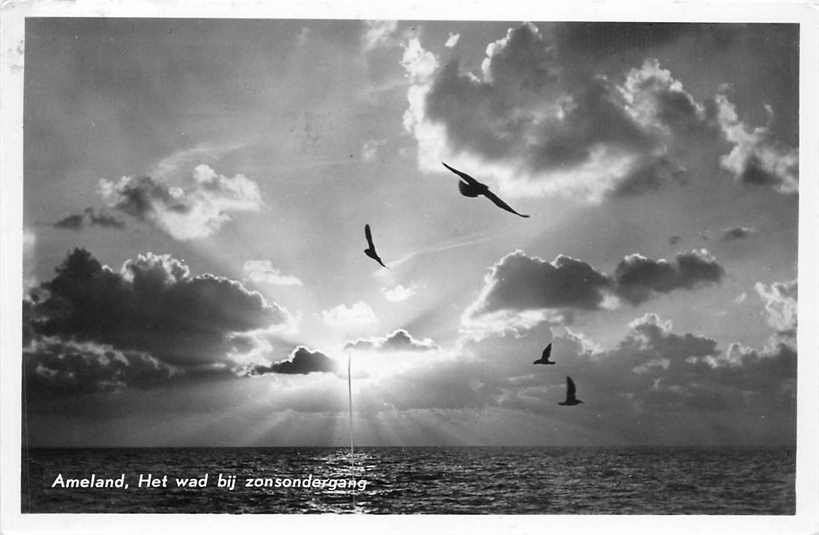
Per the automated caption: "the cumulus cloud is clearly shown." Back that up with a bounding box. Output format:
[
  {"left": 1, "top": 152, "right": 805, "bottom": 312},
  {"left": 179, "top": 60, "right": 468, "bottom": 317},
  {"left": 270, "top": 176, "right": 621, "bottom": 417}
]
[
  {"left": 345, "top": 329, "right": 439, "bottom": 352},
  {"left": 24, "top": 337, "right": 179, "bottom": 396},
  {"left": 401, "top": 35, "right": 439, "bottom": 82},
  {"left": 362, "top": 20, "right": 399, "bottom": 51},
  {"left": 340, "top": 310, "right": 794, "bottom": 437},
  {"left": 444, "top": 33, "right": 460, "bottom": 48},
  {"left": 434, "top": 308, "right": 797, "bottom": 445},
  {"left": 755, "top": 279, "right": 797, "bottom": 337},
  {"left": 402, "top": 24, "right": 669, "bottom": 201},
  {"left": 613, "top": 249, "right": 725, "bottom": 305},
  {"left": 321, "top": 301, "right": 377, "bottom": 329},
  {"left": 243, "top": 260, "right": 303, "bottom": 286},
  {"left": 720, "top": 226, "right": 756, "bottom": 241},
  {"left": 619, "top": 59, "right": 709, "bottom": 139},
  {"left": 499, "top": 313, "right": 795, "bottom": 417},
  {"left": 382, "top": 284, "right": 416, "bottom": 302},
  {"left": 26, "top": 248, "right": 291, "bottom": 367},
  {"left": 606, "top": 314, "right": 795, "bottom": 412},
  {"left": 467, "top": 250, "right": 614, "bottom": 318},
  {"left": 716, "top": 92, "right": 798, "bottom": 194},
  {"left": 464, "top": 249, "right": 725, "bottom": 330},
  {"left": 247, "top": 346, "right": 337, "bottom": 375},
  {"left": 402, "top": 23, "right": 797, "bottom": 202},
  {"left": 98, "top": 164, "right": 264, "bottom": 240},
  {"left": 53, "top": 207, "right": 125, "bottom": 230}
]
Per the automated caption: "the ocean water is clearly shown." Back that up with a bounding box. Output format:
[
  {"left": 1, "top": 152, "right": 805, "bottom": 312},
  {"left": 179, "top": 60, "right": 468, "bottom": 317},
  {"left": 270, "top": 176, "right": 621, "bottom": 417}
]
[{"left": 22, "top": 446, "right": 795, "bottom": 514}]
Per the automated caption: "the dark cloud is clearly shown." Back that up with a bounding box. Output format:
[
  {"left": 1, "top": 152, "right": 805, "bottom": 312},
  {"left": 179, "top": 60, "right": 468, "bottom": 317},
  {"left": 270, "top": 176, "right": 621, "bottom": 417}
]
[
  {"left": 469, "top": 250, "right": 613, "bottom": 318},
  {"left": 100, "top": 175, "right": 188, "bottom": 220},
  {"left": 87, "top": 209, "right": 126, "bottom": 228},
  {"left": 719, "top": 341, "right": 796, "bottom": 399},
  {"left": 613, "top": 249, "right": 725, "bottom": 305},
  {"left": 720, "top": 226, "right": 756, "bottom": 241},
  {"left": 345, "top": 329, "right": 439, "bottom": 352},
  {"left": 735, "top": 153, "right": 797, "bottom": 192},
  {"left": 101, "top": 176, "right": 183, "bottom": 221},
  {"left": 54, "top": 208, "right": 125, "bottom": 230},
  {"left": 755, "top": 279, "right": 797, "bottom": 339},
  {"left": 248, "top": 346, "right": 337, "bottom": 375},
  {"left": 617, "top": 320, "right": 796, "bottom": 413},
  {"left": 26, "top": 248, "right": 290, "bottom": 367},
  {"left": 422, "top": 24, "right": 654, "bottom": 175},
  {"left": 553, "top": 22, "right": 798, "bottom": 145},
  {"left": 405, "top": 23, "right": 797, "bottom": 200},
  {"left": 524, "top": 77, "right": 656, "bottom": 172},
  {"left": 24, "top": 338, "right": 178, "bottom": 397},
  {"left": 53, "top": 214, "right": 85, "bottom": 230},
  {"left": 98, "top": 165, "right": 264, "bottom": 240},
  {"left": 402, "top": 23, "right": 673, "bottom": 201},
  {"left": 467, "top": 249, "right": 725, "bottom": 323},
  {"left": 620, "top": 316, "right": 792, "bottom": 412},
  {"left": 496, "top": 313, "right": 795, "bottom": 418},
  {"left": 620, "top": 58, "right": 717, "bottom": 140},
  {"left": 715, "top": 94, "right": 798, "bottom": 194},
  {"left": 339, "top": 307, "right": 797, "bottom": 444}
]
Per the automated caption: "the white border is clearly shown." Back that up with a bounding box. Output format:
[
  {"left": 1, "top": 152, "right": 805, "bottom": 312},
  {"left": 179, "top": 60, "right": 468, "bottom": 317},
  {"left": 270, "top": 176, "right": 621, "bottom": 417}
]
[{"left": 2, "top": 1, "right": 818, "bottom": 534}]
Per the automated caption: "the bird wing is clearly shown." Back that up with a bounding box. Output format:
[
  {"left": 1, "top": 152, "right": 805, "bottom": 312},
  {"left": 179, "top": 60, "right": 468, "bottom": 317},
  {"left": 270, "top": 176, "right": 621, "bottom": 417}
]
[
  {"left": 483, "top": 189, "right": 530, "bottom": 218},
  {"left": 566, "top": 377, "right": 576, "bottom": 400},
  {"left": 365, "top": 224, "right": 375, "bottom": 248},
  {"left": 441, "top": 162, "right": 480, "bottom": 186},
  {"left": 542, "top": 343, "right": 552, "bottom": 360}
]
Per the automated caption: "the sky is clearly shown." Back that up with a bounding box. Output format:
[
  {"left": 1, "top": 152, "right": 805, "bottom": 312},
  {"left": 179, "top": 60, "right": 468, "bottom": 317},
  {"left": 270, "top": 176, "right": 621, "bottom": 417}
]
[{"left": 22, "top": 19, "right": 798, "bottom": 447}]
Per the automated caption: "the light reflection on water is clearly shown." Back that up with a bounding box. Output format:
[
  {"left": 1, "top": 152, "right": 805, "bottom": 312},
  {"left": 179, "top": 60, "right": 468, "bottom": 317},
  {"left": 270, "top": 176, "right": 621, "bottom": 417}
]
[{"left": 23, "top": 446, "right": 795, "bottom": 514}]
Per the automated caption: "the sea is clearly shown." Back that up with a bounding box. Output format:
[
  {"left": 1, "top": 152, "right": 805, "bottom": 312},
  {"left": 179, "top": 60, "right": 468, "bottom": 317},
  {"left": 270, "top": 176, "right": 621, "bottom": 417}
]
[{"left": 22, "top": 446, "right": 795, "bottom": 514}]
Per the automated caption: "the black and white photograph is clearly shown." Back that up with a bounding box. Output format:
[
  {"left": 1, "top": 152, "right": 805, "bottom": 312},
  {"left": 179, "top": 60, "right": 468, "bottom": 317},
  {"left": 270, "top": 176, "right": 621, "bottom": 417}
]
[{"left": 1, "top": 1, "right": 818, "bottom": 531}]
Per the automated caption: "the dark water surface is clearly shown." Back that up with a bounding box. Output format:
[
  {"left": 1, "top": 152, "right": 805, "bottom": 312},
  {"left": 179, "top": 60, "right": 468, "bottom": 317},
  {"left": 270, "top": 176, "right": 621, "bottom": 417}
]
[{"left": 22, "top": 446, "right": 795, "bottom": 514}]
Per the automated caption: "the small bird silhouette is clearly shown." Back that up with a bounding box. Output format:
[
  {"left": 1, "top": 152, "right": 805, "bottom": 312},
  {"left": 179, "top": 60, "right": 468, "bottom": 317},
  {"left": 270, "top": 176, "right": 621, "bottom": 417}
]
[
  {"left": 533, "top": 343, "right": 556, "bottom": 365},
  {"left": 363, "top": 224, "right": 388, "bottom": 269},
  {"left": 441, "top": 162, "right": 530, "bottom": 218},
  {"left": 558, "top": 376, "right": 583, "bottom": 406}
]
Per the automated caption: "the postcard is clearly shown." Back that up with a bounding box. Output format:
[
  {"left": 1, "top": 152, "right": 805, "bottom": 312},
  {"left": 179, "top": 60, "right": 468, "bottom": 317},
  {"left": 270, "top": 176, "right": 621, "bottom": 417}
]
[{"left": 1, "top": 1, "right": 817, "bottom": 534}]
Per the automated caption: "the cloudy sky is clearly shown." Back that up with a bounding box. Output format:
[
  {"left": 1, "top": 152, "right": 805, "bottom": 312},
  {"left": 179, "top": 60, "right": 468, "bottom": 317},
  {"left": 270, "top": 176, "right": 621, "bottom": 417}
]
[{"left": 23, "top": 19, "right": 798, "bottom": 447}]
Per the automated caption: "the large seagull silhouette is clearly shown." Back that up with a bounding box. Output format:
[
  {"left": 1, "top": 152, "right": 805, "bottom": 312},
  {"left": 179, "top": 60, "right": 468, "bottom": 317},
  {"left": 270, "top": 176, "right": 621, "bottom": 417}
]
[
  {"left": 442, "top": 162, "right": 530, "bottom": 218},
  {"left": 533, "top": 343, "right": 556, "bottom": 365},
  {"left": 558, "top": 376, "right": 583, "bottom": 406}
]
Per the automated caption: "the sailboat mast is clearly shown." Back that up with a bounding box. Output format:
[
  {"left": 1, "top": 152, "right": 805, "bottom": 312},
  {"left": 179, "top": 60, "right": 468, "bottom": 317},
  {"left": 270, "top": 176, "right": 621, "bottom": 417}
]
[{"left": 347, "top": 351, "right": 354, "bottom": 456}]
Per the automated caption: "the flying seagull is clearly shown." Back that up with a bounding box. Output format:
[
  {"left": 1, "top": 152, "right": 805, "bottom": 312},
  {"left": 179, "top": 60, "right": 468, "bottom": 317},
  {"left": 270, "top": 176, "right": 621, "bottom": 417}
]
[
  {"left": 558, "top": 376, "right": 583, "bottom": 406},
  {"left": 533, "top": 343, "right": 556, "bottom": 365},
  {"left": 441, "top": 162, "right": 530, "bottom": 218},
  {"left": 363, "top": 224, "right": 389, "bottom": 269}
]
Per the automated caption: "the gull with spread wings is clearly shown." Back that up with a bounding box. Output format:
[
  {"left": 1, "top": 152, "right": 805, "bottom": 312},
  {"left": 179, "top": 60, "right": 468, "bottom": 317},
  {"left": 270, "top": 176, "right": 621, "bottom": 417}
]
[
  {"left": 558, "top": 376, "right": 583, "bottom": 406},
  {"left": 533, "top": 343, "right": 556, "bottom": 365},
  {"left": 442, "top": 162, "right": 530, "bottom": 218},
  {"left": 363, "top": 224, "right": 389, "bottom": 270}
]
